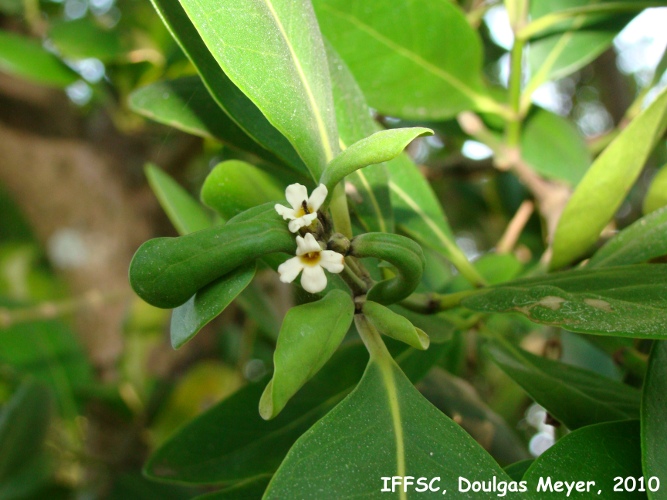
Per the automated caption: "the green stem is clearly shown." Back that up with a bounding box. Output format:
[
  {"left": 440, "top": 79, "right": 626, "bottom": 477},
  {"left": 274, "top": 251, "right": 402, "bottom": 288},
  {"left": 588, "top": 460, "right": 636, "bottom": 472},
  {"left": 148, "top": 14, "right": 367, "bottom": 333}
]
[
  {"left": 340, "top": 262, "right": 368, "bottom": 297},
  {"left": 355, "top": 313, "right": 392, "bottom": 362},
  {"left": 0, "top": 289, "right": 129, "bottom": 328},
  {"left": 328, "top": 183, "right": 353, "bottom": 239},
  {"left": 505, "top": 38, "right": 525, "bottom": 148},
  {"left": 400, "top": 289, "right": 481, "bottom": 314}
]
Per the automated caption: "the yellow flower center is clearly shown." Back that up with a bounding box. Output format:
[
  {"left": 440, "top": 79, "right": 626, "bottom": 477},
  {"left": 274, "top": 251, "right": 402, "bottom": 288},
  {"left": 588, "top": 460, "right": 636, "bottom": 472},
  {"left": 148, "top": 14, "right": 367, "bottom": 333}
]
[{"left": 299, "top": 251, "right": 321, "bottom": 266}]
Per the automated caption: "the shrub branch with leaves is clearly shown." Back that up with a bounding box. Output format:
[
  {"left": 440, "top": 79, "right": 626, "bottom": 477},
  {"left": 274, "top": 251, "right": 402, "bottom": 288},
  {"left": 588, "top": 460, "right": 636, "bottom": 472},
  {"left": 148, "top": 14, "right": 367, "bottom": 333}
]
[{"left": 120, "top": 0, "right": 667, "bottom": 497}]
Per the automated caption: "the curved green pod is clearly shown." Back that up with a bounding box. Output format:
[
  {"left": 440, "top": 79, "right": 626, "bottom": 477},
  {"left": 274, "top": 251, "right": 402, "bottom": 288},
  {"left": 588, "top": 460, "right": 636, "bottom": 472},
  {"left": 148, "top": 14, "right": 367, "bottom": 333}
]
[
  {"left": 129, "top": 215, "right": 295, "bottom": 308},
  {"left": 350, "top": 233, "right": 425, "bottom": 305}
]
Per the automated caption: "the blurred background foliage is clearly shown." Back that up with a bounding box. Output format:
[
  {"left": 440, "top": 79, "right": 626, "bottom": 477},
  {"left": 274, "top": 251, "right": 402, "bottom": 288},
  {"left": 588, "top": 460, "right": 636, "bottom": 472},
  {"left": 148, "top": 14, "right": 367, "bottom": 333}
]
[{"left": 0, "top": 0, "right": 666, "bottom": 497}]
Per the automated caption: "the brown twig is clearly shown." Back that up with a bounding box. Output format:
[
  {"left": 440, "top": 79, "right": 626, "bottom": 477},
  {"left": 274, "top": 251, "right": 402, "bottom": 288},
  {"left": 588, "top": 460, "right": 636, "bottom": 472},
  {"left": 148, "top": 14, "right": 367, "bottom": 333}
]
[
  {"left": 496, "top": 199, "right": 534, "bottom": 253},
  {"left": 458, "top": 112, "right": 572, "bottom": 258}
]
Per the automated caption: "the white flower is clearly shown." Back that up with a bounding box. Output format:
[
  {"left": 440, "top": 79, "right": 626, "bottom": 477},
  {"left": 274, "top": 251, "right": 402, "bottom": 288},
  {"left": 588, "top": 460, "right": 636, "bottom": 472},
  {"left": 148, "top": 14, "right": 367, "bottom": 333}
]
[
  {"left": 278, "top": 233, "right": 344, "bottom": 293},
  {"left": 274, "top": 183, "right": 328, "bottom": 233}
]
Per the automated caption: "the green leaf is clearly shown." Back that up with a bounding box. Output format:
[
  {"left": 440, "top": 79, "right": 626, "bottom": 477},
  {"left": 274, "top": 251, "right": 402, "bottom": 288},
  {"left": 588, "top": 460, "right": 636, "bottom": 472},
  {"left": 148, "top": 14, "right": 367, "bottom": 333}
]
[
  {"left": 464, "top": 264, "right": 667, "bottom": 338},
  {"left": 387, "top": 154, "right": 486, "bottom": 286},
  {"left": 129, "top": 213, "right": 294, "bottom": 309},
  {"left": 264, "top": 321, "right": 512, "bottom": 498},
  {"left": 149, "top": 0, "right": 308, "bottom": 175},
  {"left": 0, "top": 312, "right": 93, "bottom": 418},
  {"left": 644, "top": 164, "right": 667, "bottom": 214},
  {"left": 326, "top": 45, "right": 394, "bottom": 233},
  {"left": 145, "top": 163, "right": 212, "bottom": 235},
  {"left": 0, "top": 382, "right": 53, "bottom": 498},
  {"left": 145, "top": 341, "right": 450, "bottom": 486},
  {"left": 320, "top": 127, "right": 433, "bottom": 194},
  {"left": 145, "top": 344, "right": 368, "bottom": 485},
  {"left": 486, "top": 342, "right": 640, "bottom": 430},
  {"left": 523, "top": 420, "right": 642, "bottom": 497},
  {"left": 523, "top": 3, "right": 635, "bottom": 104},
  {"left": 588, "top": 206, "right": 667, "bottom": 267},
  {"left": 642, "top": 341, "right": 667, "bottom": 498},
  {"left": 170, "top": 264, "right": 256, "bottom": 349},
  {"left": 260, "top": 290, "right": 354, "bottom": 419},
  {"left": 313, "top": 0, "right": 503, "bottom": 119},
  {"left": 363, "top": 301, "right": 429, "bottom": 350},
  {"left": 195, "top": 477, "right": 271, "bottom": 499},
  {"left": 178, "top": 0, "right": 339, "bottom": 177},
  {"left": 418, "top": 368, "right": 530, "bottom": 465},
  {"left": 0, "top": 30, "right": 78, "bottom": 88},
  {"left": 49, "top": 18, "right": 125, "bottom": 62},
  {"left": 551, "top": 86, "right": 667, "bottom": 269},
  {"left": 130, "top": 78, "right": 287, "bottom": 169},
  {"left": 504, "top": 459, "right": 534, "bottom": 483},
  {"left": 521, "top": 108, "right": 591, "bottom": 185},
  {"left": 200, "top": 160, "right": 283, "bottom": 221}
]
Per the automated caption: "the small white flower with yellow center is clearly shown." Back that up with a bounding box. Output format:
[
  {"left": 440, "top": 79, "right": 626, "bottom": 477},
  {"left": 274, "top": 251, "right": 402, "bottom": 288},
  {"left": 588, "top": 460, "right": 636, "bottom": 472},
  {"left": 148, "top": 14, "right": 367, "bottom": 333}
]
[
  {"left": 274, "top": 183, "right": 328, "bottom": 233},
  {"left": 278, "top": 233, "right": 344, "bottom": 293}
]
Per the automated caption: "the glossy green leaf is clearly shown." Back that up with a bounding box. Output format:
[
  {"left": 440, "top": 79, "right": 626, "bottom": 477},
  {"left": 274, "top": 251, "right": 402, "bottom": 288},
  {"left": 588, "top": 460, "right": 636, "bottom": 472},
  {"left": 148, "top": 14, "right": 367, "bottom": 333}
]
[
  {"left": 150, "top": 0, "right": 308, "bottom": 175},
  {"left": 464, "top": 264, "right": 667, "bottom": 338},
  {"left": 0, "top": 30, "right": 78, "bottom": 88},
  {"left": 313, "top": 0, "right": 502, "bottom": 119},
  {"left": 387, "top": 154, "right": 486, "bottom": 286},
  {"left": 642, "top": 341, "right": 667, "bottom": 498},
  {"left": 260, "top": 290, "right": 354, "bottom": 419},
  {"left": 145, "top": 164, "right": 212, "bottom": 235},
  {"left": 265, "top": 320, "right": 512, "bottom": 498},
  {"left": 129, "top": 213, "right": 294, "bottom": 309},
  {"left": 200, "top": 160, "right": 283, "bottom": 221},
  {"left": 389, "top": 305, "right": 456, "bottom": 344},
  {"left": 486, "top": 342, "right": 640, "bottom": 430},
  {"left": 351, "top": 232, "right": 425, "bottom": 305},
  {"left": 179, "top": 0, "right": 339, "bottom": 178},
  {"left": 588, "top": 206, "right": 667, "bottom": 267},
  {"left": 523, "top": 421, "right": 642, "bottom": 497},
  {"left": 419, "top": 368, "right": 530, "bottom": 465},
  {"left": 130, "top": 78, "right": 286, "bottom": 168},
  {"left": 320, "top": 127, "right": 432, "bottom": 194},
  {"left": 170, "top": 264, "right": 256, "bottom": 349},
  {"left": 363, "top": 300, "right": 429, "bottom": 350},
  {"left": 325, "top": 44, "right": 480, "bottom": 281},
  {"left": 145, "top": 342, "right": 445, "bottom": 485},
  {"left": 0, "top": 382, "right": 53, "bottom": 498},
  {"left": 326, "top": 45, "right": 393, "bottom": 233},
  {"left": 551, "top": 87, "right": 667, "bottom": 269},
  {"left": 49, "top": 18, "right": 125, "bottom": 61},
  {"left": 644, "top": 164, "right": 667, "bottom": 214},
  {"left": 521, "top": 108, "right": 591, "bottom": 185}
]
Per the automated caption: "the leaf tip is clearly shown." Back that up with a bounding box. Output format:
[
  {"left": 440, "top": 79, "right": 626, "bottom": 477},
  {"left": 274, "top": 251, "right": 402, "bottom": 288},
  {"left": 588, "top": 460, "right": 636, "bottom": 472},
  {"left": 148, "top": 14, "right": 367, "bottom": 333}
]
[{"left": 259, "top": 379, "right": 276, "bottom": 420}]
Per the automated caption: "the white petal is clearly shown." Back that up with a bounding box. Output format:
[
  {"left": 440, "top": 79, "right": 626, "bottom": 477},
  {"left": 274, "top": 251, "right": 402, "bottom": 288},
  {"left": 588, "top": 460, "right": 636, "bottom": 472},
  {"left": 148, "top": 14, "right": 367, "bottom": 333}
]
[
  {"left": 287, "top": 212, "right": 317, "bottom": 233},
  {"left": 319, "top": 250, "right": 344, "bottom": 273},
  {"left": 285, "top": 183, "right": 308, "bottom": 210},
  {"left": 275, "top": 203, "right": 296, "bottom": 220},
  {"left": 296, "top": 232, "right": 322, "bottom": 255},
  {"left": 278, "top": 257, "right": 303, "bottom": 283},
  {"left": 308, "top": 184, "right": 328, "bottom": 211},
  {"left": 301, "top": 265, "right": 327, "bottom": 293}
]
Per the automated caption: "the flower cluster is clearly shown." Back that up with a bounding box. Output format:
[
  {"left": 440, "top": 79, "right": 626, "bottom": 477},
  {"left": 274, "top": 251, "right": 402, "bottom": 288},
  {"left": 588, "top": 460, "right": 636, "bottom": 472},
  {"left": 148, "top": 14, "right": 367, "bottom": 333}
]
[{"left": 274, "top": 184, "right": 344, "bottom": 293}]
